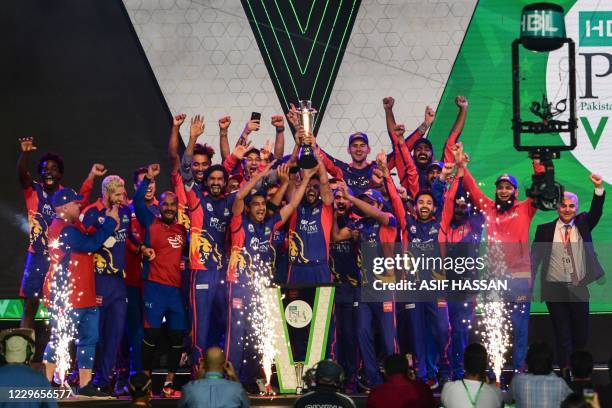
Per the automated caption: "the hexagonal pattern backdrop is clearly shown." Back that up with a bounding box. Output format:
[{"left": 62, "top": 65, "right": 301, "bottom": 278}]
[{"left": 124, "top": 0, "right": 476, "bottom": 162}]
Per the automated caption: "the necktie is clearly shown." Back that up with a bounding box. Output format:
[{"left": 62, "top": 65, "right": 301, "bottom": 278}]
[{"left": 563, "top": 224, "right": 579, "bottom": 285}]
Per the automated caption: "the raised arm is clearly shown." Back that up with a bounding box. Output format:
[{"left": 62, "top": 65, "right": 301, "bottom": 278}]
[
  {"left": 377, "top": 150, "right": 406, "bottom": 231},
  {"left": 279, "top": 165, "right": 313, "bottom": 223},
  {"left": 332, "top": 210, "right": 353, "bottom": 242},
  {"left": 181, "top": 114, "right": 205, "bottom": 187},
  {"left": 168, "top": 113, "right": 187, "bottom": 175},
  {"left": 17, "top": 137, "right": 36, "bottom": 189},
  {"left": 271, "top": 115, "right": 286, "bottom": 158},
  {"left": 453, "top": 143, "right": 493, "bottom": 212},
  {"left": 342, "top": 184, "right": 391, "bottom": 226},
  {"left": 388, "top": 124, "right": 420, "bottom": 198},
  {"left": 442, "top": 96, "right": 468, "bottom": 164},
  {"left": 218, "top": 116, "right": 231, "bottom": 161},
  {"left": 315, "top": 147, "right": 334, "bottom": 206},
  {"left": 270, "top": 164, "right": 291, "bottom": 208},
  {"left": 232, "top": 161, "right": 274, "bottom": 216},
  {"left": 133, "top": 164, "right": 159, "bottom": 228},
  {"left": 78, "top": 163, "right": 107, "bottom": 206},
  {"left": 236, "top": 119, "right": 260, "bottom": 147},
  {"left": 586, "top": 173, "right": 605, "bottom": 229}
]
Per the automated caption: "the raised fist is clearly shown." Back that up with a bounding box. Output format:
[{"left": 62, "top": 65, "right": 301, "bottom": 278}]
[
  {"left": 19, "top": 137, "right": 37, "bottom": 153},
  {"left": 455, "top": 95, "right": 468, "bottom": 109},
  {"left": 382, "top": 97, "right": 395, "bottom": 110},
  {"left": 424, "top": 106, "right": 435, "bottom": 125},
  {"left": 271, "top": 115, "right": 285, "bottom": 129},
  {"left": 218, "top": 116, "right": 231, "bottom": 131},
  {"left": 90, "top": 163, "right": 107, "bottom": 178},
  {"left": 590, "top": 173, "right": 603, "bottom": 188},
  {"left": 173, "top": 113, "right": 187, "bottom": 127},
  {"left": 148, "top": 163, "right": 161, "bottom": 178}
]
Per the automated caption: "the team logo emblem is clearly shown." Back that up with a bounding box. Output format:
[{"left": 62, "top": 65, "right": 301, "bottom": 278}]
[
  {"left": 98, "top": 216, "right": 105, "bottom": 224},
  {"left": 410, "top": 225, "right": 417, "bottom": 234},
  {"left": 206, "top": 203, "right": 213, "bottom": 212},
  {"left": 285, "top": 300, "right": 312, "bottom": 328},
  {"left": 248, "top": 224, "right": 254, "bottom": 233}
]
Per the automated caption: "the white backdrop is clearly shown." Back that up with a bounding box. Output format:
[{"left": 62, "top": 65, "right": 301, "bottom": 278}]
[{"left": 124, "top": 0, "right": 476, "bottom": 161}]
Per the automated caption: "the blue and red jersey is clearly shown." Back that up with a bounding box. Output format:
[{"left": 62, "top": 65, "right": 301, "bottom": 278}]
[
  {"left": 354, "top": 213, "right": 398, "bottom": 283},
  {"left": 287, "top": 201, "right": 333, "bottom": 266},
  {"left": 320, "top": 151, "right": 376, "bottom": 197},
  {"left": 134, "top": 177, "right": 186, "bottom": 288},
  {"left": 330, "top": 214, "right": 361, "bottom": 287},
  {"left": 185, "top": 186, "right": 236, "bottom": 271},
  {"left": 43, "top": 216, "right": 117, "bottom": 309},
  {"left": 81, "top": 199, "right": 132, "bottom": 277},
  {"left": 228, "top": 213, "right": 284, "bottom": 284},
  {"left": 23, "top": 178, "right": 93, "bottom": 255}
]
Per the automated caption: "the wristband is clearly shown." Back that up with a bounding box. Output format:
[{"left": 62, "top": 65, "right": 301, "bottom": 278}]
[{"left": 275, "top": 126, "right": 285, "bottom": 132}]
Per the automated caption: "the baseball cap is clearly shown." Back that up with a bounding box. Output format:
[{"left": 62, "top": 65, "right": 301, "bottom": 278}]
[
  {"left": 315, "top": 360, "right": 343, "bottom": 383},
  {"left": 348, "top": 132, "right": 369, "bottom": 146},
  {"left": 0, "top": 328, "right": 35, "bottom": 364},
  {"left": 427, "top": 160, "right": 444, "bottom": 171},
  {"left": 495, "top": 174, "right": 518, "bottom": 189},
  {"left": 245, "top": 188, "right": 267, "bottom": 205},
  {"left": 51, "top": 187, "right": 83, "bottom": 207},
  {"left": 359, "top": 189, "right": 384, "bottom": 205},
  {"left": 413, "top": 138, "right": 433, "bottom": 150}
]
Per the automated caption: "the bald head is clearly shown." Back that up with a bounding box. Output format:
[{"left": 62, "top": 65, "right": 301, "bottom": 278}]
[{"left": 204, "top": 346, "right": 226, "bottom": 372}]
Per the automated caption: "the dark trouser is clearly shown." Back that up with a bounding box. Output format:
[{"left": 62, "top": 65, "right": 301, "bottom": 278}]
[
  {"left": 93, "top": 275, "right": 127, "bottom": 388},
  {"left": 335, "top": 284, "right": 359, "bottom": 388},
  {"left": 358, "top": 300, "right": 397, "bottom": 387},
  {"left": 545, "top": 284, "right": 589, "bottom": 369}
]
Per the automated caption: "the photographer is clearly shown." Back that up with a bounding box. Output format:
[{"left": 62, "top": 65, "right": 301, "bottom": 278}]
[
  {"left": 294, "top": 360, "right": 356, "bottom": 408},
  {"left": 179, "top": 346, "right": 249, "bottom": 408}
]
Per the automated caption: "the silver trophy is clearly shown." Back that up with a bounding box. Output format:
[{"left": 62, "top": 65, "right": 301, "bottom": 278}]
[
  {"left": 294, "top": 362, "right": 305, "bottom": 394},
  {"left": 297, "top": 100, "right": 318, "bottom": 169}
]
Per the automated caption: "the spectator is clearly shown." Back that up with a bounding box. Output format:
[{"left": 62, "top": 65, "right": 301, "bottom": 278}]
[
  {"left": 0, "top": 328, "right": 58, "bottom": 408},
  {"left": 569, "top": 351, "right": 594, "bottom": 396},
  {"left": 506, "top": 342, "right": 571, "bottom": 407},
  {"left": 128, "top": 372, "right": 152, "bottom": 408},
  {"left": 367, "top": 354, "right": 435, "bottom": 408},
  {"left": 441, "top": 343, "right": 503, "bottom": 408},
  {"left": 294, "top": 360, "right": 355, "bottom": 408},
  {"left": 595, "top": 356, "right": 612, "bottom": 408},
  {"left": 179, "top": 346, "right": 249, "bottom": 408}
]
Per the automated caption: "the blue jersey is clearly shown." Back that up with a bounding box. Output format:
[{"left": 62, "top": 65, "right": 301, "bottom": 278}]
[
  {"left": 288, "top": 201, "right": 333, "bottom": 266},
  {"left": 228, "top": 213, "right": 283, "bottom": 283},
  {"left": 330, "top": 214, "right": 361, "bottom": 287},
  {"left": 321, "top": 151, "right": 376, "bottom": 196},
  {"left": 186, "top": 187, "right": 237, "bottom": 271},
  {"left": 81, "top": 200, "right": 132, "bottom": 277}
]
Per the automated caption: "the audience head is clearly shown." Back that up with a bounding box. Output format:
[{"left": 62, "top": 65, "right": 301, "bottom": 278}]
[
  {"left": 526, "top": 342, "right": 554, "bottom": 375},
  {"left": 383, "top": 354, "right": 409, "bottom": 378},
  {"left": 0, "top": 328, "right": 35, "bottom": 364},
  {"left": 203, "top": 346, "right": 226, "bottom": 373},
  {"left": 570, "top": 350, "right": 593, "bottom": 380},
  {"left": 128, "top": 372, "right": 152, "bottom": 402},
  {"left": 464, "top": 343, "right": 488, "bottom": 379},
  {"left": 315, "top": 360, "right": 344, "bottom": 388}
]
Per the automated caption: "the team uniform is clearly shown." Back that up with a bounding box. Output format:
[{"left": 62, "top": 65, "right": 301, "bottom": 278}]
[
  {"left": 330, "top": 214, "right": 360, "bottom": 389},
  {"left": 287, "top": 201, "right": 334, "bottom": 284},
  {"left": 405, "top": 213, "right": 451, "bottom": 382},
  {"left": 461, "top": 167, "right": 541, "bottom": 371},
  {"left": 134, "top": 178, "right": 187, "bottom": 376},
  {"left": 320, "top": 153, "right": 376, "bottom": 197},
  {"left": 271, "top": 224, "right": 289, "bottom": 285},
  {"left": 185, "top": 184, "right": 235, "bottom": 368},
  {"left": 81, "top": 200, "right": 132, "bottom": 389},
  {"left": 438, "top": 177, "right": 484, "bottom": 379},
  {"left": 355, "top": 210, "right": 399, "bottom": 387},
  {"left": 20, "top": 179, "right": 93, "bottom": 298},
  {"left": 226, "top": 212, "right": 284, "bottom": 384},
  {"left": 43, "top": 214, "right": 117, "bottom": 371}
]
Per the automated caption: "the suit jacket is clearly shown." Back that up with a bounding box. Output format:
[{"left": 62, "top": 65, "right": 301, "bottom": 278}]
[{"left": 531, "top": 191, "right": 605, "bottom": 298}]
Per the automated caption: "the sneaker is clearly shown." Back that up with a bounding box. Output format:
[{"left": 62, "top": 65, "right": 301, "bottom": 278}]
[
  {"left": 162, "top": 384, "right": 182, "bottom": 399},
  {"left": 426, "top": 378, "right": 439, "bottom": 390},
  {"left": 78, "top": 382, "right": 115, "bottom": 399},
  {"left": 113, "top": 380, "right": 129, "bottom": 397}
]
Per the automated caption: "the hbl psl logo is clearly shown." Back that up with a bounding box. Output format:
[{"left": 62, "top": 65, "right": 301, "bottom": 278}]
[{"left": 546, "top": 1, "right": 612, "bottom": 183}]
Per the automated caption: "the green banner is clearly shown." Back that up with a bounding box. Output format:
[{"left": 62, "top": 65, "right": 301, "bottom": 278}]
[{"left": 428, "top": 0, "right": 612, "bottom": 313}]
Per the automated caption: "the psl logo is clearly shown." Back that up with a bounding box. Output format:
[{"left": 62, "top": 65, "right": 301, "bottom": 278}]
[{"left": 546, "top": 1, "right": 612, "bottom": 182}]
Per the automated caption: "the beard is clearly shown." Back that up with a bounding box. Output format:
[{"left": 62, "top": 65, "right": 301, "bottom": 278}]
[{"left": 495, "top": 196, "right": 516, "bottom": 213}]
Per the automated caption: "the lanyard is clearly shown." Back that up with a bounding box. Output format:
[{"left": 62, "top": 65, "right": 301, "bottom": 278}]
[{"left": 461, "top": 380, "right": 484, "bottom": 407}]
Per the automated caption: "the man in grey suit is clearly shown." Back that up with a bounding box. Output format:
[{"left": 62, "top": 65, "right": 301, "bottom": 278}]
[{"left": 531, "top": 174, "right": 605, "bottom": 372}]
